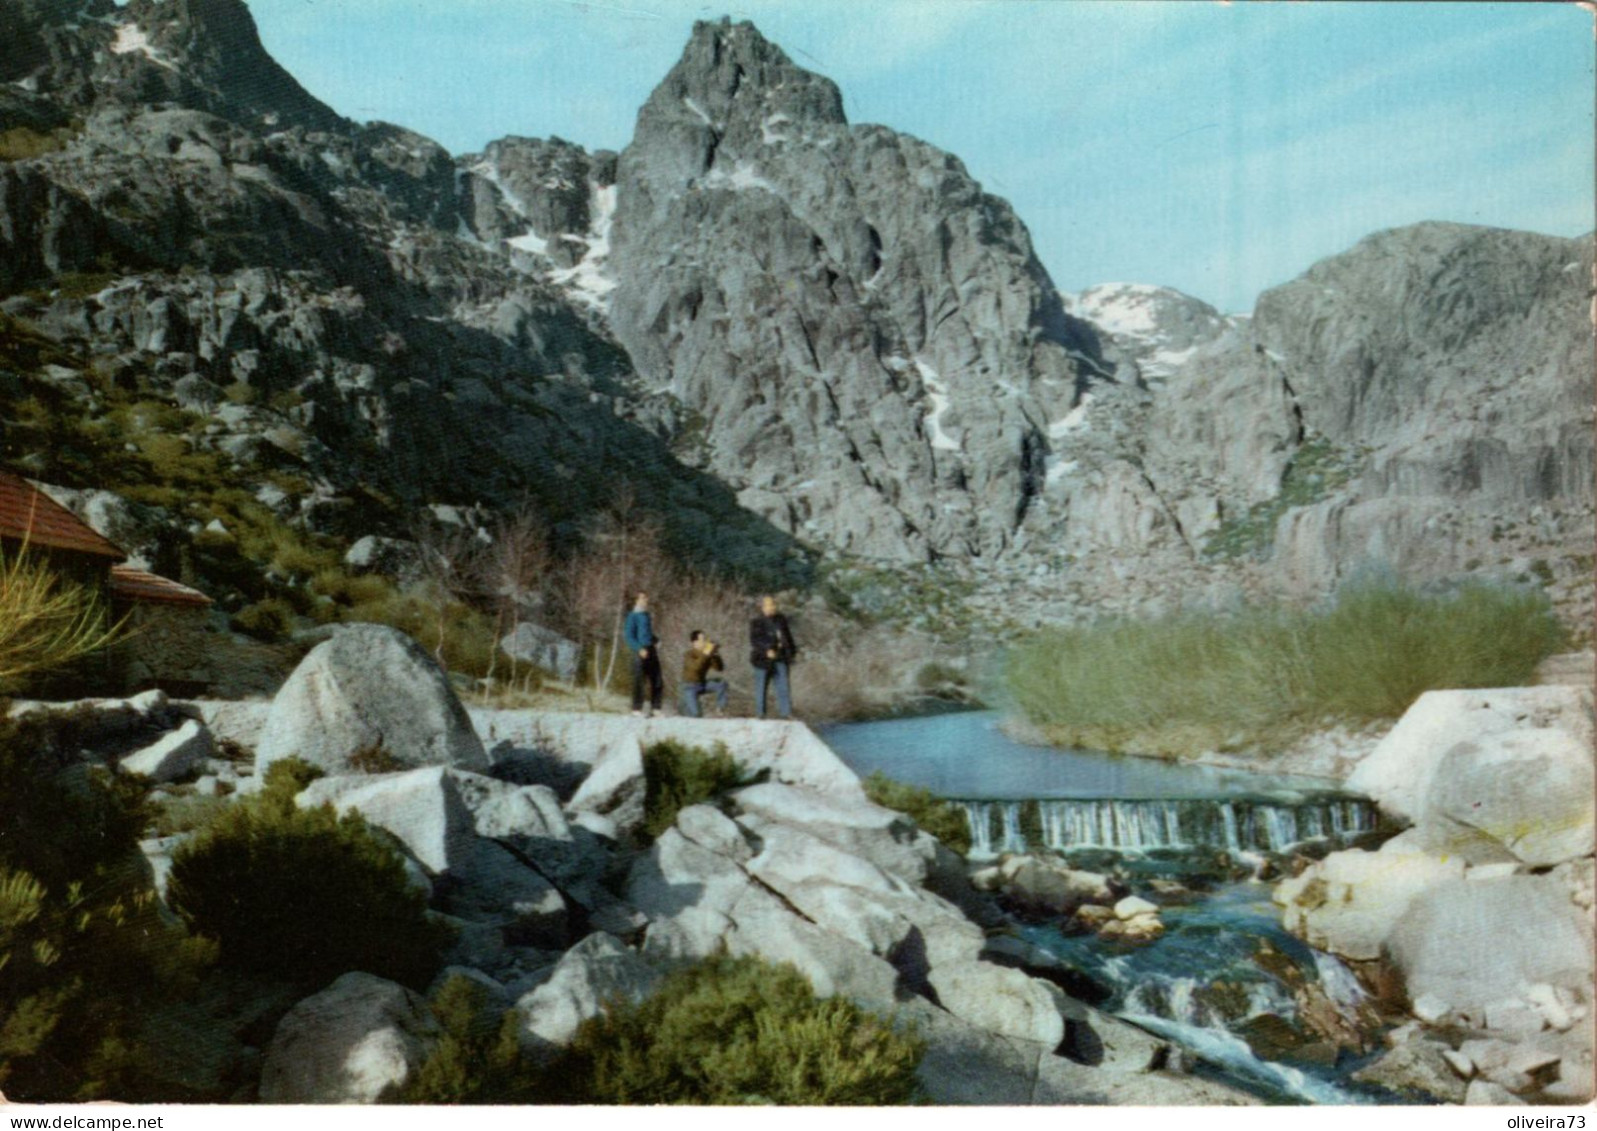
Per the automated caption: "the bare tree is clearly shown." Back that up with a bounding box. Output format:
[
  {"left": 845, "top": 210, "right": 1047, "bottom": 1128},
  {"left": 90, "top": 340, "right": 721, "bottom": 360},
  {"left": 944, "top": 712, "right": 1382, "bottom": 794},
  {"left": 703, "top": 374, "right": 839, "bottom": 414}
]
[
  {"left": 554, "top": 486, "right": 672, "bottom": 694},
  {"left": 411, "top": 519, "right": 482, "bottom": 670},
  {"left": 473, "top": 501, "right": 553, "bottom": 694}
]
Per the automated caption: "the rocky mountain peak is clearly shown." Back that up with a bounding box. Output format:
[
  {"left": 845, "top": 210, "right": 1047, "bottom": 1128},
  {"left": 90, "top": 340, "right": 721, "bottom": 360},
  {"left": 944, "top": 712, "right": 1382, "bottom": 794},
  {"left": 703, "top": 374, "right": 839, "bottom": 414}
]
[
  {"left": 625, "top": 18, "right": 845, "bottom": 194},
  {"left": 659, "top": 18, "right": 846, "bottom": 128},
  {"left": 106, "top": 0, "right": 345, "bottom": 132}
]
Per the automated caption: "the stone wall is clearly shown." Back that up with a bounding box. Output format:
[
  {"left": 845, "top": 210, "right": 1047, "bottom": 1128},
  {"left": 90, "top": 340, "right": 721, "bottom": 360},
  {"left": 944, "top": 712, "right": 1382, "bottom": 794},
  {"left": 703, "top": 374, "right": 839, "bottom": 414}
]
[{"left": 114, "top": 602, "right": 213, "bottom": 695}]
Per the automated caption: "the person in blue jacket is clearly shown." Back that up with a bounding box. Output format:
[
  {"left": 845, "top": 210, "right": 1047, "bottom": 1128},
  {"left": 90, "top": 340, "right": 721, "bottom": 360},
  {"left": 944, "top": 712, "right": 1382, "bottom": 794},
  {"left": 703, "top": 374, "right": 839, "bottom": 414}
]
[{"left": 624, "top": 591, "right": 663, "bottom": 717}]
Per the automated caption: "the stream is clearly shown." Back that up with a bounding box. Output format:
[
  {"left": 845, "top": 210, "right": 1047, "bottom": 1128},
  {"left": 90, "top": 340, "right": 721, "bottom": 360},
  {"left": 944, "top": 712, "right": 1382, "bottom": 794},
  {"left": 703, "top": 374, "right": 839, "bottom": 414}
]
[{"left": 821, "top": 710, "right": 1400, "bottom": 1104}]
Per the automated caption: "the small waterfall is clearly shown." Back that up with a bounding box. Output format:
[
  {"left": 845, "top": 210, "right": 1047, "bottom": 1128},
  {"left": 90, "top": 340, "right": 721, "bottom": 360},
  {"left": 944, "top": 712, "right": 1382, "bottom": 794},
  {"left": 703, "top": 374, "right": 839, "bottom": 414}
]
[
  {"left": 963, "top": 800, "right": 1027, "bottom": 856},
  {"left": 960, "top": 796, "right": 1375, "bottom": 857},
  {"left": 961, "top": 801, "right": 993, "bottom": 856},
  {"left": 1119, "top": 1014, "right": 1371, "bottom": 1105}
]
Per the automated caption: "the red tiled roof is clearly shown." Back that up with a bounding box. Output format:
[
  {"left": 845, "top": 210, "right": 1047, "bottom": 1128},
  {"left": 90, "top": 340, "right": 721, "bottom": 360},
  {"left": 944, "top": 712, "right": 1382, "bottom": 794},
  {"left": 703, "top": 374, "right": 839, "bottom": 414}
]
[
  {"left": 109, "top": 565, "right": 213, "bottom": 608},
  {"left": 0, "top": 471, "right": 125, "bottom": 560}
]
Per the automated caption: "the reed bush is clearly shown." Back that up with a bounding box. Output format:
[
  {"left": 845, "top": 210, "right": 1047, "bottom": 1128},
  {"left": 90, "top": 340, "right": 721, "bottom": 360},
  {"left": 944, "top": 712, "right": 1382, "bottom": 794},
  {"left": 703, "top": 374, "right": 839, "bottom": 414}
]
[{"left": 1006, "top": 579, "right": 1567, "bottom": 758}]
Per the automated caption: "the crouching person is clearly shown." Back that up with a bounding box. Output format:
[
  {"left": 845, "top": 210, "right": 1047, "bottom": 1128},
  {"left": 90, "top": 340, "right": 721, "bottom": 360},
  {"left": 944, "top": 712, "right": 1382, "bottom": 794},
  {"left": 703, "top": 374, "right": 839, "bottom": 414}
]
[{"left": 681, "top": 630, "right": 729, "bottom": 718}]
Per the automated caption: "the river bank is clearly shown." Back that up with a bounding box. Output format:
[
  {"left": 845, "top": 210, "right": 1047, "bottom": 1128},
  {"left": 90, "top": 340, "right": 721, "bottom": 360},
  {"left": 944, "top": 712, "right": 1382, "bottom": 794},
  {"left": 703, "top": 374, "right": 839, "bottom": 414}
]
[
  {"left": 997, "top": 649, "right": 1594, "bottom": 785},
  {"left": 826, "top": 683, "right": 1595, "bottom": 1105}
]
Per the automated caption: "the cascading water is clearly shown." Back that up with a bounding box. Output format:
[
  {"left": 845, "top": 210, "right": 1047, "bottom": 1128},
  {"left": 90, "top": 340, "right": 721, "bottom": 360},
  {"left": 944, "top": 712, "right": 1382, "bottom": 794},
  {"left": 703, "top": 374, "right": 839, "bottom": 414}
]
[
  {"left": 960, "top": 796, "right": 1376, "bottom": 858},
  {"left": 820, "top": 710, "right": 1396, "bottom": 1104}
]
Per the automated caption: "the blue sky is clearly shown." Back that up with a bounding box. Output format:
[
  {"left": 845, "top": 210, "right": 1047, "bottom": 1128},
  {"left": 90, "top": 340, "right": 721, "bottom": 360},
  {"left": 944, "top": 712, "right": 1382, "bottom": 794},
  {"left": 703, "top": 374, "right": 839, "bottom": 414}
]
[{"left": 243, "top": 0, "right": 1593, "bottom": 313}]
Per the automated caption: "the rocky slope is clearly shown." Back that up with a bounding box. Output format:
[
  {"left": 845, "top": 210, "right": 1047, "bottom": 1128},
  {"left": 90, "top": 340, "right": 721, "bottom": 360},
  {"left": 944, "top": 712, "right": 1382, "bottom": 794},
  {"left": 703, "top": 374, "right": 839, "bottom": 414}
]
[
  {"left": 0, "top": 3, "right": 1588, "bottom": 638},
  {"left": 0, "top": 0, "right": 809, "bottom": 588},
  {"left": 58, "top": 624, "right": 1254, "bottom": 1104},
  {"left": 994, "top": 224, "right": 1595, "bottom": 629}
]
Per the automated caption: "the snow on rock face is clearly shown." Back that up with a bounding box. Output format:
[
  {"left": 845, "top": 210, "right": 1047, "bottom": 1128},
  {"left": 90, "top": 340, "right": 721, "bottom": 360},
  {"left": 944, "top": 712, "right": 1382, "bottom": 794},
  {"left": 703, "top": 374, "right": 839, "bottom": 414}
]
[
  {"left": 111, "top": 21, "right": 177, "bottom": 69},
  {"left": 1065, "top": 283, "right": 1231, "bottom": 381},
  {"left": 546, "top": 182, "right": 616, "bottom": 309}
]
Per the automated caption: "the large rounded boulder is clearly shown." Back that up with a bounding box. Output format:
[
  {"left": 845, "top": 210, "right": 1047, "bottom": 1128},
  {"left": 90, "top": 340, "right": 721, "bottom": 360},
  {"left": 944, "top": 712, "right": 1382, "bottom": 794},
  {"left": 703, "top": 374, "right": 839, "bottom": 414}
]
[
  {"left": 255, "top": 624, "right": 489, "bottom": 777},
  {"left": 259, "top": 972, "right": 441, "bottom": 1103}
]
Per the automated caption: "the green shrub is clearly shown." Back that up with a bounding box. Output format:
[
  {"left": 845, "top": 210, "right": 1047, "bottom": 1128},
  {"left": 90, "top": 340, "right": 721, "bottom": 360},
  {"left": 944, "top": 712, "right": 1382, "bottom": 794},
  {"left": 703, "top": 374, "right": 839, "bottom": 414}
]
[
  {"left": 338, "top": 590, "right": 500, "bottom": 678},
  {"left": 147, "top": 793, "right": 230, "bottom": 837},
  {"left": 1203, "top": 435, "right": 1361, "bottom": 560},
  {"left": 1006, "top": 579, "right": 1568, "bottom": 758},
  {"left": 641, "top": 740, "right": 756, "bottom": 841},
  {"left": 401, "top": 975, "right": 521, "bottom": 1104},
  {"left": 0, "top": 712, "right": 219, "bottom": 1101},
  {"left": 167, "top": 757, "right": 451, "bottom": 988},
  {"left": 543, "top": 954, "right": 924, "bottom": 1104},
  {"left": 862, "top": 772, "right": 971, "bottom": 856},
  {"left": 0, "top": 125, "right": 75, "bottom": 161},
  {"left": 230, "top": 597, "right": 298, "bottom": 641}
]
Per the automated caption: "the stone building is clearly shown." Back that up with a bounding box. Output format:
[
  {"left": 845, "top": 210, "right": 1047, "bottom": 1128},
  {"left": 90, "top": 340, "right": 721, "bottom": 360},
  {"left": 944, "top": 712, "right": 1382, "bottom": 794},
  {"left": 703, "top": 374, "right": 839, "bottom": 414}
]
[{"left": 0, "top": 470, "right": 214, "bottom": 695}]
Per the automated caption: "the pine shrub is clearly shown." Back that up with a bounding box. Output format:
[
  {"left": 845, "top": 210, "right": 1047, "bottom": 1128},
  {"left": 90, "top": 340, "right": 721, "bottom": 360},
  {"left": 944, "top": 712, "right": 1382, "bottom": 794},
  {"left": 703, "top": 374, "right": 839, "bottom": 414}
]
[
  {"left": 863, "top": 772, "right": 972, "bottom": 856},
  {"left": 400, "top": 975, "right": 522, "bottom": 1104},
  {"left": 544, "top": 954, "right": 925, "bottom": 1105},
  {"left": 167, "top": 758, "right": 451, "bottom": 989},
  {"left": 641, "top": 740, "right": 757, "bottom": 841},
  {"left": 0, "top": 712, "right": 218, "bottom": 1101}
]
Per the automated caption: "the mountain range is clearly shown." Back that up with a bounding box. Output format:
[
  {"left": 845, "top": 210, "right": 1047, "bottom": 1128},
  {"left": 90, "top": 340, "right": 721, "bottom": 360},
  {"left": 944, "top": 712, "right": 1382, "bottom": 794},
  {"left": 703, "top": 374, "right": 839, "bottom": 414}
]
[{"left": 1, "top": 0, "right": 1589, "bottom": 632}]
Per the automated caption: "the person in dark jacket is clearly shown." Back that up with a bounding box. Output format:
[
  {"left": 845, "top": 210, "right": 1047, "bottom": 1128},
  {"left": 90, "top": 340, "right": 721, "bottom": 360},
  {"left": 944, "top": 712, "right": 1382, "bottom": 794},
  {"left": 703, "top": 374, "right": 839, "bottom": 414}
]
[
  {"left": 748, "top": 594, "right": 797, "bottom": 719},
  {"left": 680, "top": 629, "right": 728, "bottom": 718},
  {"left": 624, "top": 591, "right": 662, "bottom": 717}
]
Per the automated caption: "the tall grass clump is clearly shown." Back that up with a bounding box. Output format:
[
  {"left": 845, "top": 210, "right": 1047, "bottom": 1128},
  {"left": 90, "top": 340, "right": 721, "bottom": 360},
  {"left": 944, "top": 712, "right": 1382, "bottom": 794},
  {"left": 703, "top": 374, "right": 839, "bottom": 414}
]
[
  {"left": 542, "top": 954, "right": 925, "bottom": 1105},
  {"left": 641, "top": 740, "right": 757, "bottom": 841},
  {"left": 863, "top": 772, "right": 972, "bottom": 856},
  {"left": 0, "top": 549, "right": 123, "bottom": 690},
  {"left": 167, "top": 758, "right": 451, "bottom": 988},
  {"left": 1006, "top": 579, "right": 1567, "bottom": 758}
]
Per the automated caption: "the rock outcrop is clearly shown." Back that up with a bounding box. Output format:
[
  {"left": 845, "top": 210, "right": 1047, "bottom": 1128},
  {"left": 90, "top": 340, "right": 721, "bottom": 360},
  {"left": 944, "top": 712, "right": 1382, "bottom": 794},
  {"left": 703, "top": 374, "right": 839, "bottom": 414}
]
[
  {"left": 1347, "top": 686, "right": 1594, "bottom": 865},
  {"left": 604, "top": 18, "right": 1096, "bottom": 562},
  {"left": 1276, "top": 684, "right": 1596, "bottom": 1103},
  {"left": 255, "top": 624, "right": 489, "bottom": 777}
]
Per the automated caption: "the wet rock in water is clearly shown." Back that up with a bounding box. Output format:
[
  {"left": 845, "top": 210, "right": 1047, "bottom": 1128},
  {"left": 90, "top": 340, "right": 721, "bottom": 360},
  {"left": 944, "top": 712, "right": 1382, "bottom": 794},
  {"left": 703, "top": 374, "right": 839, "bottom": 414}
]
[
  {"left": 1098, "top": 915, "right": 1164, "bottom": 945},
  {"left": 1294, "top": 1041, "right": 1340, "bottom": 1068},
  {"left": 1351, "top": 1037, "right": 1469, "bottom": 1103},
  {"left": 996, "top": 855, "right": 1116, "bottom": 916},
  {"left": 1296, "top": 981, "right": 1381, "bottom": 1055},
  {"left": 1071, "top": 904, "right": 1116, "bottom": 932},
  {"left": 1113, "top": 895, "right": 1159, "bottom": 920},
  {"left": 1234, "top": 1013, "right": 1310, "bottom": 1062},
  {"left": 1144, "top": 879, "right": 1198, "bottom": 905}
]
